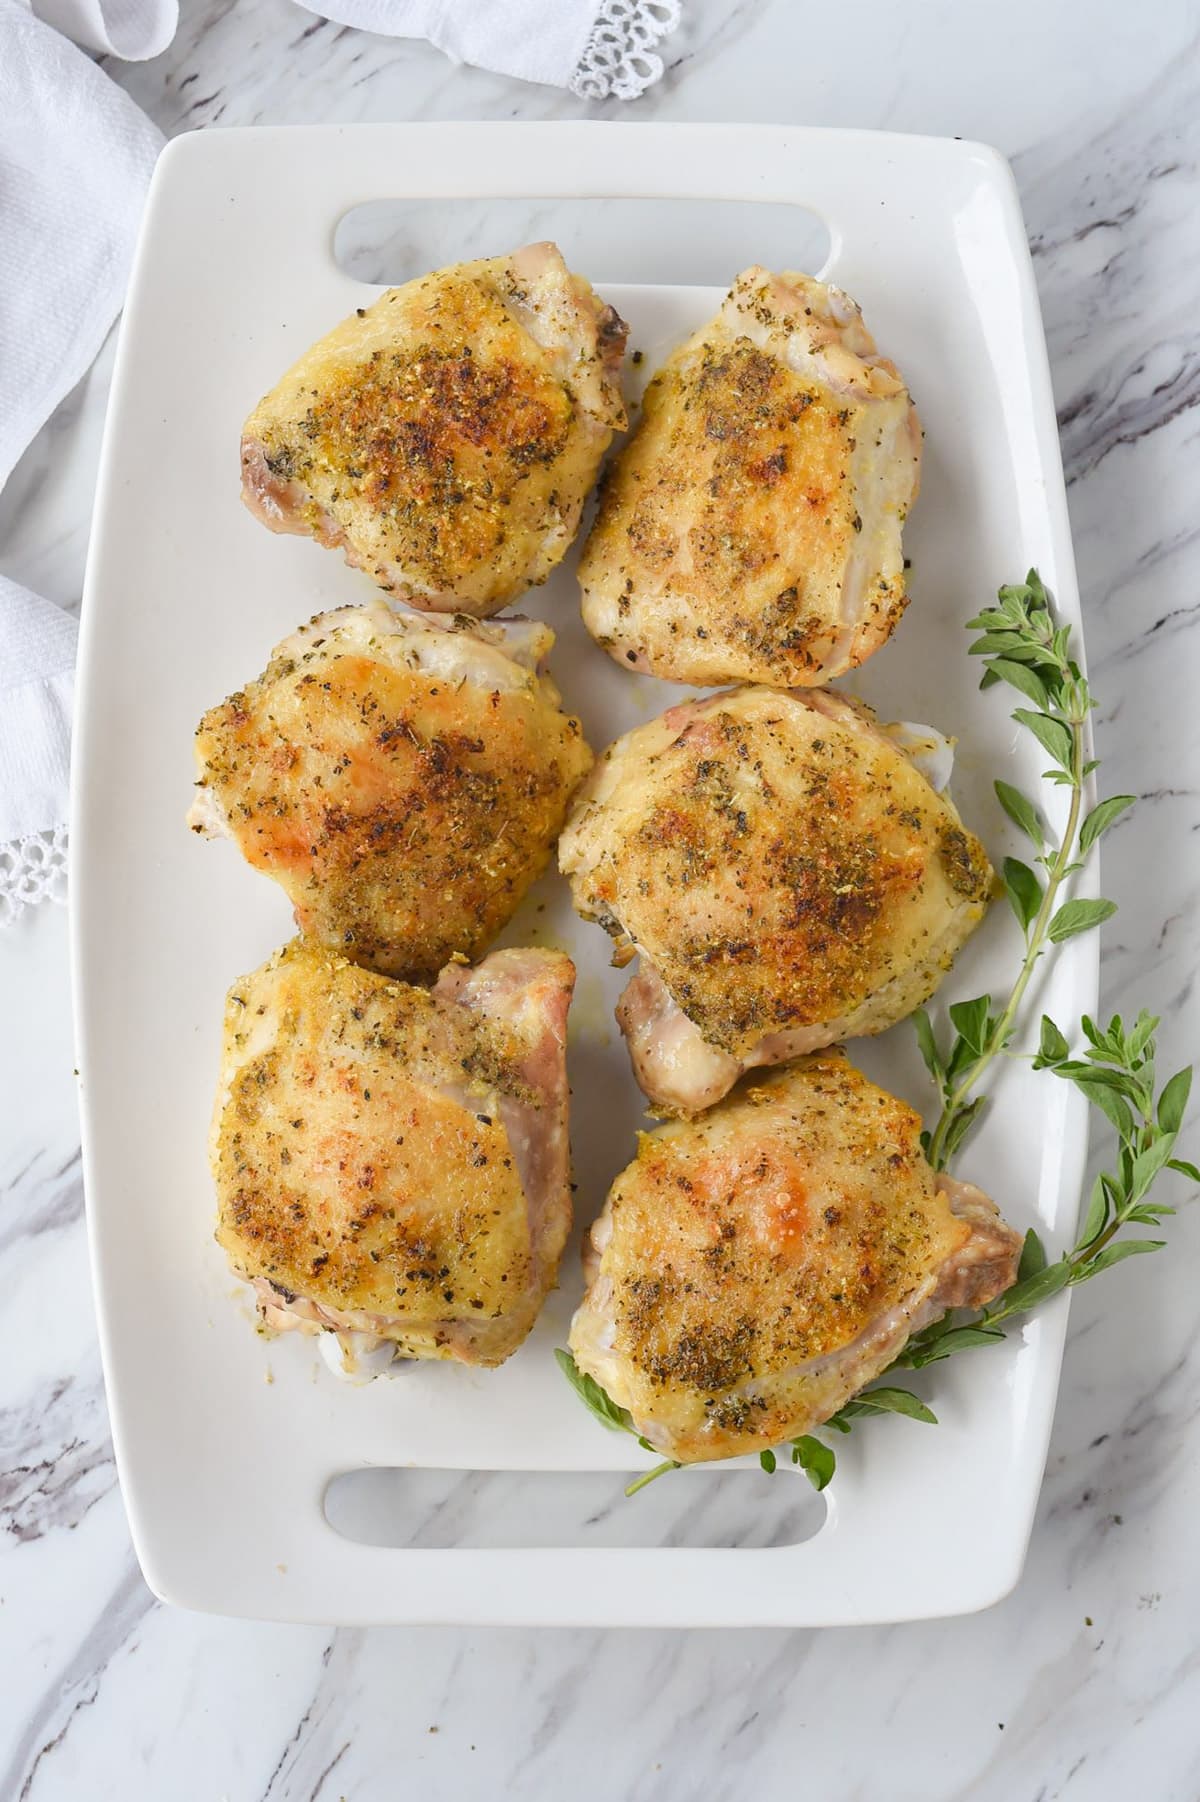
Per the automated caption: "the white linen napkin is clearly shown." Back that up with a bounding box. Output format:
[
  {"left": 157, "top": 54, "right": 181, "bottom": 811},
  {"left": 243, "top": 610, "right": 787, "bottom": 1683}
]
[
  {"left": 30, "top": 0, "right": 176, "bottom": 59},
  {"left": 292, "top": 0, "right": 682, "bottom": 100},
  {"left": 0, "top": 0, "right": 162, "bottom": 922},
  {"left": 0, "top": 4, "right": 163, "bottom": 487}
]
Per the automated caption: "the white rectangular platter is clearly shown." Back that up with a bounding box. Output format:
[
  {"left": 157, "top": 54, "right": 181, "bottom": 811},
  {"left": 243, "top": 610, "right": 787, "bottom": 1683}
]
[{"left": 72, "top": 123, "right": 1093, "bottom": 1626}]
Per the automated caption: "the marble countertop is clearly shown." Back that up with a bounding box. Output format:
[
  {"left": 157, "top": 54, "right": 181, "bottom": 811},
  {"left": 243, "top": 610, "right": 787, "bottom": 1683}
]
[{"left": 3, "top": 0, "right": 1199, "bottom": 1795}]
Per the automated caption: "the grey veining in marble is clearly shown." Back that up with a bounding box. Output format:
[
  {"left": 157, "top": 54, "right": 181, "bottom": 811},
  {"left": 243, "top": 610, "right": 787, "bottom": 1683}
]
[{"left": 2, "top": 0, "right": 1200, "bottom": 1795}]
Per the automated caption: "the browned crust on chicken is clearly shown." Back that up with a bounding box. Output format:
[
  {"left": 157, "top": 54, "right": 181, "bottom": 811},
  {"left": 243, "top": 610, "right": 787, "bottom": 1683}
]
[
  {"left": 191, "top": 604, "right": 593, "bottom": 981},
  {"left": 568, "top": 1054, "right": 1021, "bottom": 1461},
  {"left": 579, "top": 268, "right": 920, "bottom": 686},
  {"left": 213, "top": 939, "right": 575, "bottom": 1366},
  {"left": 559, "top": 687, "right": 993, "bottom": 1082},
  {"left": 241, "top": 244, "right": 627, "bottom": 614}
]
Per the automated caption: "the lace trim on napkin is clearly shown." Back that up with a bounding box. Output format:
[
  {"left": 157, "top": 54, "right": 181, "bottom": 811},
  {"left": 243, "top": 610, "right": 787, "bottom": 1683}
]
[
  {"left": 0, "top": 825, "right": 68, "bottom": 925},
  {"left": 570, "top": 0, "right": 681, "bottom": 100}
]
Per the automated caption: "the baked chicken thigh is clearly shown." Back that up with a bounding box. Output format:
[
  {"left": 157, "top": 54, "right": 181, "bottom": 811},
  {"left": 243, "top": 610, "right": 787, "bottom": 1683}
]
[
  {"left": 190, "top": 601, "right": 592, "bottom": 981},
  {"left": 213, "top": 938, "right": 575, "bottom": 1372},
  {"left": 242, "top": 243, "right": 627, "bottom": 615},
  {"left": 569, "top": 1054, "right": 1021, "bottom": 1462},
  {"left": 579, "top": 268, "right": 920, "bottom": 686},
  {"left": 559, "top": 686, "right": 992, "bottom": 1116}
]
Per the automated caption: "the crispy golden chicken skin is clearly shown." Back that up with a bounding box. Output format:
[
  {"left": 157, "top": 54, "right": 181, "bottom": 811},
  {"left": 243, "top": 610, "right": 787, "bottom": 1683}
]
[
  {"left": 213, "top": 939, "right": 575, "bottom": 1370},
  {"left": 569, "top": 1055, "right": 1021, "bottom": 1462},
  {"left": 190, "top": 602, "right": 593, "bottom": 981},
  {"left": 559, "top": 686, "right": 993, "bottom": 1116},
  {"left": 241, "top": 242, "right": 627, "bottom": 615},
  {"left": 579, "top": 267, "right": 920, "bottom": 686}
]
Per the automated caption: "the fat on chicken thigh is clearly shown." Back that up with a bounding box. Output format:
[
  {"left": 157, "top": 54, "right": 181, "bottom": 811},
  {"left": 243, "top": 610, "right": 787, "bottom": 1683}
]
[
  {"left": 579, "top": 268, "right": 920, "bottom": 686},
  {"left": 242, "top": 242, "right": 627, "bottom": 615},
  {"left": 569, "top": 1054, "right": 1021, "bottom": 1462},
  {"left": 190, "top": 601, "right": 592, "bottom": 981},
  {"left": 213, "top": 938, "right": 575, "bottom": 1372},
  {"left": 559, "top": 686, "right": 993, "bottom": 1116}
]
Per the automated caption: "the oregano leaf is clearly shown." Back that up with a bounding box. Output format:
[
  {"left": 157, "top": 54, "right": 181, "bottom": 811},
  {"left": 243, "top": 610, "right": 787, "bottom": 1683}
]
[
  {"left": 949, "top": 996, "right": 991, "bottom": 1055},
  {"left": 1037, "top": 1015, "right": 1070, "bottom": 1065},
  {"left": 1072, "top": 1076, "right": 1135, "bottom": 1138},
  {"left": 1012, "top": 708, "right": 1074, "bottom": 771},
  {"left": 992, "top": 1258, "right": 1071, "bottom": 1317},
  {"left": 791, "top": 1436, "right": 836, "bottom": 1491},
  {"left": 1158, "top": 1067, "right": 1192, "bottom": 1136},
  {"left": 1079, "top": 1174, "right": 1109, "bottom": 1245},
  {"left": 1079, "top": 794, "right": 1136, "bottom": 854},
  {"left": 940, "top": 1095, "right": 986, "bottom": 1161},
  {"left": 912, "top": 1008, "right": 945, "bottom": 1084},
  {"left": 904, "top": 1325, "right": 1005, "bottom": 1366},
  {"left": 994, "top": 779, "right": 1045, "bottom": 846},
  {"left": 1076, "top": 1240, "right": 1164, "bottom": 1278},
  {"left": 1003, "top": 857, "right": 1043, "bottom": 933},
  {"left": 988, "top": 663, "right": 1054, "bottom": 710},
  {"left": 1017, "top": 1227, "right": 1048, "bottom": 1281},
  {"left": 555, "top": 1349, "right": 633, "bottom": 1435},
  {"left": 1047, "top": 898, "right": 1118, "bottom": 943},
  {"left": 836, "top": 1387, "right": 937, "bottom": 1425}
]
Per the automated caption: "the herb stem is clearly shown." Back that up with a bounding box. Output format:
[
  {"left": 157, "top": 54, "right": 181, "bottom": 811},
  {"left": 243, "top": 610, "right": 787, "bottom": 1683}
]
[
  {"left": 624, "top": 1460, "right": 679, "bottom": 1497},
  {"left": 926, "top": 689, "right": 1088, "bottom": 1171}
]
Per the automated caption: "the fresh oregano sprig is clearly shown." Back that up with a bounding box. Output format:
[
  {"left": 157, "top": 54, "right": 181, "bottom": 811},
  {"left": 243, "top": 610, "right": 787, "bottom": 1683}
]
[
  {"left": 1033, "top": 1011, "right": 1196, "bottom": 1272},
  {"left": 557, "top": 572, "right": 1193, "bottom": 1495},
  {"left": 884, "top": 1009, "right": 1193, "bottom": 1375},
  {"left": 917, "top": 570, "right": 1132, "bottom": 1171}
]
